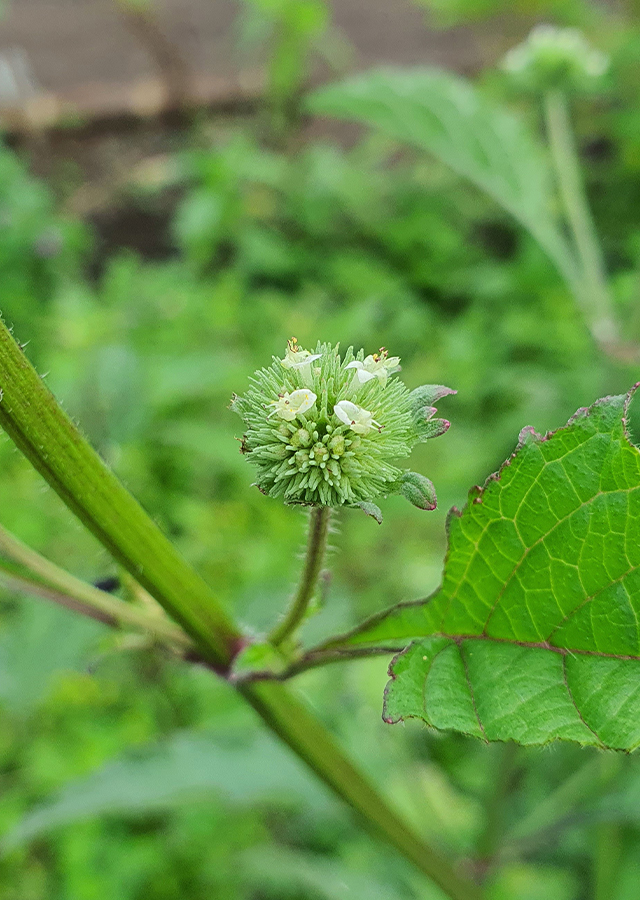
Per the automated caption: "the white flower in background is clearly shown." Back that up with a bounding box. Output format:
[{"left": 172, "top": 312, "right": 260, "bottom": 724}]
[
  {"left": 269, "top": 389, "right": 317, "bottom": 421},
  {"left": 501, "top": 24, "right": 609, "bottom": 92},
  {"left": 346, "top": 347, "right": 401, "bottom": 387},
  {"left": 334, "top": 400, "right": 381, "bottom": 435},
  {"left": 280, "top": 337, "right": 322, "bottom": 370}
]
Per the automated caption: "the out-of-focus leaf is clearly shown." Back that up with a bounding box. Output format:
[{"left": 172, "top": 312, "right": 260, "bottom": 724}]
[
  {"left": 241, "top": 844, "right": 422, "bottom": 900},
  {"left": 2, "top": 730, "right": 328, "bottom": 853},
  {"left": 505, "top": 755, "right": 622, "bottom": 852},
  {"left": 0, "top": 599, "right": 104, "bottom": 712},
  {"left": 308, "top": 68, "right": 580, "bottom": 293},
  {"left": 146, "top": 352, "right": 244, "bottom": 407},
  {"left": 324, "top": 388, "right": 640, "bottom": 750},
  {"left": 486, "top": 863, "right": 578, "bottom": 900}
]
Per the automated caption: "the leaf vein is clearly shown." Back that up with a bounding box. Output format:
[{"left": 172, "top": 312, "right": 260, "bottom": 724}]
[
  {"left": 459, "top": 644, "right": 487, "bottom": 741},
  {"left": 561, "top": 655, "right": 604, "bottom": 746}
]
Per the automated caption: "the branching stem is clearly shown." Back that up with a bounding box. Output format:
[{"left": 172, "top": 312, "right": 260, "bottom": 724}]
[
  {"left": 0, "top": 319, "right": 483, "bottom": 900},
  {"left": 0, "top": 524, "right": 193, "bottom": 651},
  {"left": 269, "top": 506, "right": 331, "bottom": 647}
]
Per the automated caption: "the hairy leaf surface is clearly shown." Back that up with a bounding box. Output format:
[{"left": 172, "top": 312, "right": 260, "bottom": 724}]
[
  {"left": 308, "top": 68, "right": 580, "bottom": 294},
  {"left": 322, "top": 389, "right": 640, "bottom": 749}
]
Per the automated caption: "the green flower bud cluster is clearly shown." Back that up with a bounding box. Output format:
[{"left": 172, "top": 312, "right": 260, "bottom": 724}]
[
  {"left": 231, "top": 339, "right": 454, "bottom": 518},
  {"left": 502, "top": 25, "right": 608, "bottom": 94}
]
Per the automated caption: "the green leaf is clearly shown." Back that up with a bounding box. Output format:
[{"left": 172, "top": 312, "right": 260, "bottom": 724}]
[
  {"left": 325, "top": 387, "right": 640, "bottom": 750},
  {"left": 308, "top": 68, "right": 580, "bottom": 295}
]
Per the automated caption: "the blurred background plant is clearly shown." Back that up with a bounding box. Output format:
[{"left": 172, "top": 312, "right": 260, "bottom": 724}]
[{"left": 1, "top": 0, "right": 640, "bottom": 897}]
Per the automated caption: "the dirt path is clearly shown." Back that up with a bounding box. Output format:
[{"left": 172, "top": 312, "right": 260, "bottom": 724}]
[{"left": 0, "top": 0, "right": 481, "bottom": 125}]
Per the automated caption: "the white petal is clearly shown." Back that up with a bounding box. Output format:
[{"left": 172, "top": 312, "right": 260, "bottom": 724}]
[
  {"left": 289, "top": 389, "right": 317, "bottom": 415},
  {"left": 290, "top": 353, "right": 322, "bottom": 368},
  {"left": 334, "top": 400, "right": 358, "bottom": 426}
]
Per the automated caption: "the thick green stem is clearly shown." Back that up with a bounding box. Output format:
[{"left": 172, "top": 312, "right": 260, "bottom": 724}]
[
  {"left": 543, "top": 89, "right": 618, "bottom": 347},
  {"left": 0, "top": 321, "right": 240, "bottom": 670},
  {"left": 242, "top": 680, "right": 483, "bottom": 900},
  {"left": 269, "top": 506, "right": 331, "bottom": 647},
  {"left": 0, "top": 318, "right": 482, "bottom": 900},
  {"left": 0, "top": 525, "right": 193, "bottom": 651}
]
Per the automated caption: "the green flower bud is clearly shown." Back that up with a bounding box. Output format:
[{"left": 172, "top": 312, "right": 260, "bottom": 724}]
[
  {"left": 398, "top": 472, "right": 437, "bottom": 511},
  {"left": 231, "top": 340, "right": 453, "bottom": 517},
  {"left": 310, "top": 442, "right": 330, "bottom": 466},
  {"left": 290, "top": 427, "right": 312, "bottom": 449},
  {"left": 327, "top": 433, "right": 346, "bottom": 456},
  {"left": 502, "top": 25, "right": 609, "bottom": 94}
]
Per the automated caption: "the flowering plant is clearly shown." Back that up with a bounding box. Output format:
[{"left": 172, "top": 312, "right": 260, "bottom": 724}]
[{"left": 231, "top": 339, "right": 454, "bottom": 520}]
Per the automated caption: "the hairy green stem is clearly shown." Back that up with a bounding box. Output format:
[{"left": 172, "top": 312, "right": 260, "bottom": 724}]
[
  {"left": 543, "top": 89, "right": 618, "bottom": 347},
  {"left": 279, "top": 644, "right": 404, "bottom": 678},
  {"left": 0, "top": 525, "right": 193, "bottom": 650},
  {"left": 269, "top": 506, "right": 331, "bottom": 647},
  {"left": 0, "top": 318, "right": 482, "bottom": 900},
  {"left": 0, "top": 563, "right": 116, "bottom": 626}
]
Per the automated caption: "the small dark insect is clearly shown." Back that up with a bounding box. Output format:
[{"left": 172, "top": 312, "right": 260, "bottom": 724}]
[{"left": 94, "top": 576, "right": 120, "bottom": 593}]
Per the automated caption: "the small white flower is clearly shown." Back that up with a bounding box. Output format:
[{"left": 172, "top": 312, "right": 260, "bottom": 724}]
[
  {"left": 281, "top": 337, "right": 322, "bottom": 370},
  {"left": 334, "top": 400, "right": 381, "bottom": 435},
  {"left": 346, "top": 348, "right": 401, "bottom": 387},
  {"left": 269, "top": 389, "right": 317, "bottom": 421},
  {"left": 502, "top": 23, "right": 609, "bottom": 83}
]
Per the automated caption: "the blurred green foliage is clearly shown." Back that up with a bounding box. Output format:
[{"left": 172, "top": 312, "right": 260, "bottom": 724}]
[{"left": 2, "top": 1, "right": 640, "bottom": 896}]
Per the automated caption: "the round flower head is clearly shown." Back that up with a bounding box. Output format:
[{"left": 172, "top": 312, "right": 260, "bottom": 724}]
[
  {"left": 502, "top": 24, "right": 609, "bottom": 94},
  {"left": 231, "top": 341, "right": 455, "bottom": 519}
]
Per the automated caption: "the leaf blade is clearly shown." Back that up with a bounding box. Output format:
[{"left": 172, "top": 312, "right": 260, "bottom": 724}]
[
  {"left": 326, "top": 388, "right": 640, "bottom": 749},
  {"left": 308, "top": 68, "right": 581, "bottom": 294}
]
